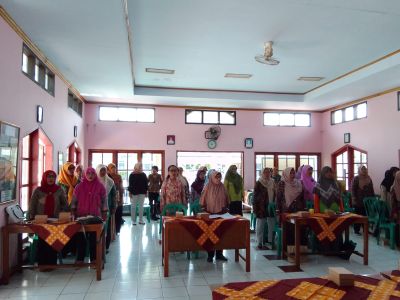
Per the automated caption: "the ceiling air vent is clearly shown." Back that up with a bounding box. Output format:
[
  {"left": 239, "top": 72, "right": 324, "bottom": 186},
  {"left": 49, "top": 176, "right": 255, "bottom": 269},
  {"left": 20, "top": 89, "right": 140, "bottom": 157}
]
[
  {"left": 297, "top": 77, "right": 324, "bottom": 81},
  {"left": 224, "top": 73, "right": 252, "bottom": 79},
  {"left": 145, "top": 68, "right": 175, "bottom": 74}
]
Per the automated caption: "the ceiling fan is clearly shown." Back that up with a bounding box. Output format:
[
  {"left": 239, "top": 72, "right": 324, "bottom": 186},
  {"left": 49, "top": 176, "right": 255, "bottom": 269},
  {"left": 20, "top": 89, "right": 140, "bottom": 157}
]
[{"left": 255, "top": 41, "right": 280, "bottom": 65}]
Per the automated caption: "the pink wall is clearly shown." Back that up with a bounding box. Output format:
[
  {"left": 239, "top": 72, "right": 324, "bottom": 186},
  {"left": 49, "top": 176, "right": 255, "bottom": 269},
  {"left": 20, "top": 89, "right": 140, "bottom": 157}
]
[
  {"left": 321, "top": 92, "right": 400, "bottom": 192},
  {"left": 85, "top": 104, "right": 323, "bottom": 189},
  {"left": 0, "top": 17, "right": 85, "bottom": 277}
]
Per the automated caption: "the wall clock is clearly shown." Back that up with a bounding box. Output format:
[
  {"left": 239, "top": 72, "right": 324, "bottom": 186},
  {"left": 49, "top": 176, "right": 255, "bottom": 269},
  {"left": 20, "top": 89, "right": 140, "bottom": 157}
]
[{"left": 208, "top": 139, "right": 217, "bottom": 149}]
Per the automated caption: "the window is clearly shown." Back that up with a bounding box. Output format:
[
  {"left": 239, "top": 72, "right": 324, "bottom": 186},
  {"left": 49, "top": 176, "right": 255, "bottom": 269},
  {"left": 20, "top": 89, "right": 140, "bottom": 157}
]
[
  {"left": 332, "top": 145, "right": 367, "bottom": 190},
  {"left": 254, "top": 153, "right": 321, "bottom": 183},
  {"left": 185, "top": 110, "right": 236, "bottom": 125},
  {"left": 22, "top": 44, "right": 55, "bottom": 95},
  {"left": 331, "top": 102, "right": 367, "bottom": 125},
  {"left": 263, "top": 112, "right": 311, "bottom": 127},
  {"left": 99, "top": 106, "right": 155, "bottom": 123},
  {"left": 68, "top": 91, "right": 83, "bottom": 117}
]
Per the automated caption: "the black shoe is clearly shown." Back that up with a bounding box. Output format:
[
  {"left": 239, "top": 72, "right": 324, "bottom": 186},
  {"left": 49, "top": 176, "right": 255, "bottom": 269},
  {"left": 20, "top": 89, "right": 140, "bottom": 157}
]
[
  {"left": 207, "top": 257, "right": 213, "bottom": 263},
  {"left": 216, "top": 255, "right": 228, "bottom": 261}
]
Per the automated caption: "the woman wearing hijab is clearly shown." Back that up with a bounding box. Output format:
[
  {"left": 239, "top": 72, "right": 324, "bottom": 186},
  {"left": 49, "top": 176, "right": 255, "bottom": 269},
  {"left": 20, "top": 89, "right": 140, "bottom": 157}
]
[
  {"left": 28, "top": 170, "right": 69, "bottom": 266},
  {"left": 160, "top": 165, "right": 186, "bottom": 211},
  {"left": 190, "top": 168, "right": 206, "bottom": 203},
  {"left": 351, "top": 165, "right": 374, "bottom": 235},
  {"left": 381, "top": 167, "right": 400, "bottom": 210},
  {"left": 108, "top": 163, "right": 124, "bottom": 234},
  {"left": 277, "top": 167, "right": 305, "bottom": 245},
  {"left": 295, "top": 165, "right": 304, "bottom": 180},
  {"left": 200, "top": 171, "right": 229, "bottom": 262},
  {"left": 148, "top": 166, "right": 163, "bottom": 220},
  {"left": 390, "top": 171, "right": 400, "bottom": 221},
  {"left": 71, "top": 168, "right": 108, "bottom": 263},
  {"left": 253, "top": 168, "right": 275, "bottom": 249},
  {"left": 313, "top": 166, "right": 344, "bottom": 213},
  {"left": 96, "top": 165, "right": 116, "bottom": 250},
  {"left": 58, "top": 162, "right": 78, "bottom": 206},
  {"left": 75, "top": 164, "right": 83, "bottom": 183},
  {"left": 224, "top": 165, "right": 244, "bottom": 216},
  {"left": 128, "top": 162, "right": 148, "bottom": 225},
  {"left": 178, "top": 167, "right": 190, "bottom": 205},
  {"left": 301, "top": 165, "right": 316, "bottom": 203}
]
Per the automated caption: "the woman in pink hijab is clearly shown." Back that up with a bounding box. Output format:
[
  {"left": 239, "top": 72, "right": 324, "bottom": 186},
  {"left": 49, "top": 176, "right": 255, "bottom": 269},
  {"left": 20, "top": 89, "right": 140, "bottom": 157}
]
[
  {"left": 71, "top": 168, "right": 108, "bottom": 263},
  {"left": 301, "top": 165, "right": 316, "bottom": 202}
]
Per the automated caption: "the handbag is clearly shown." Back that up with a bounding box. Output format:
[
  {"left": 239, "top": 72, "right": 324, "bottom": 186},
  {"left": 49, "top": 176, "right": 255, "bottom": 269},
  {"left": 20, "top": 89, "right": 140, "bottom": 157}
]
[
  {"left": 76, "top": 215, "right": 104, "bottom": 225},
  {"left": 5, "top": 203, "right": 25, "bottom": 224}
]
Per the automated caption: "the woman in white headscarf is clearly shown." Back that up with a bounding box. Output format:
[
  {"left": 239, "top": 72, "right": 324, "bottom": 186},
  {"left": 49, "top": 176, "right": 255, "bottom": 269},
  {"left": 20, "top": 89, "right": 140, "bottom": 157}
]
[
  {"left": 96, "top": 164, "right": 116, "bottom": 250},
  {"left": 128, "top": 162, "right": 148, "bottom": 225}
]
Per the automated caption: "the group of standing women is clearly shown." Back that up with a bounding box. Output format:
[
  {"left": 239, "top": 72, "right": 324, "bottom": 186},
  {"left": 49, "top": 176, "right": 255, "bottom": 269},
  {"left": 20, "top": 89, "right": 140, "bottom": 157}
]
[{"left": 28, "top": 162, "right": 124, "bottom": 267}]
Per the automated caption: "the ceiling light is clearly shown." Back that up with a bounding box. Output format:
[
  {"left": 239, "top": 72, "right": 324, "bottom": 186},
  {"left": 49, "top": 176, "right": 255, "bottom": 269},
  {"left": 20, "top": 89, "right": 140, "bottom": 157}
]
[
  {"left": 80, "top": 93, "right": 103, "bottom": 97},
  {"left": 146, "top": 68, "right": 175, "bottom": 74},
  {"left": 298, "top": 77, "right": 325, "bottom": 81},
  {"left": 224, "top": 73, "right": 252, "bottom": 79}
]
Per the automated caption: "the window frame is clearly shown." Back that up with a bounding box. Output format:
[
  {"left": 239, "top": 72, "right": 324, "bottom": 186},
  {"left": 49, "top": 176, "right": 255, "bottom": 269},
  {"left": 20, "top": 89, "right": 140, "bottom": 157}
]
[
  {"left": 98, "top": 106, "right": 155, "bottom": 123},
  {"left": 67, "top": 91, "right": 83, "bottom": 117},
  {"left": 331, "top": 102, "right": 367, "bottom": 125},
  {"left": 263, "top": 112, "right": 311, "bottom": 127},
  {"left": 21, "top": 44, "right": 55, "bottom": 96},
  {"left": 185, "top": 109, "right": 236, "bottom": 125}
]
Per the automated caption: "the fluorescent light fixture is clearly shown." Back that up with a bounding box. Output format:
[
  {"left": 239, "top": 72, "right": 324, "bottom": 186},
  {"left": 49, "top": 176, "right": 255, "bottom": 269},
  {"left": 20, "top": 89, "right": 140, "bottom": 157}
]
[
  {"left": 224, "top": 73, "right": 252, "bottom": 79},
  {"left": 145, "top": 68, "right": 175, "bottom": 74},
  {"left": 81, "top": 93, "right": 104, "bottom": 97},
  {"left": 297, "top": 76, "right": 324, "bottom": 81}
]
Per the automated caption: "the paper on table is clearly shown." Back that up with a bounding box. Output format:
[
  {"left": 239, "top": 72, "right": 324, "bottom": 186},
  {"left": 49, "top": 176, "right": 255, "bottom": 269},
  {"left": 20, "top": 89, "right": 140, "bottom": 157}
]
[{"left": 209, "top": 213, "right": 236, "bottom": 219}]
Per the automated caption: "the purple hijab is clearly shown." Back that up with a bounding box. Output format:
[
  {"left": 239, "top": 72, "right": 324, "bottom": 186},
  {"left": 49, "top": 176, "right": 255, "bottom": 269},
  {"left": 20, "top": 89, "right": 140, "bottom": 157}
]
[
  {"left": 74, "top": 167, "right": 106, "bottom": 217},
  {"left": 301, "top": 165, "right": 316, "bottom": 201}
]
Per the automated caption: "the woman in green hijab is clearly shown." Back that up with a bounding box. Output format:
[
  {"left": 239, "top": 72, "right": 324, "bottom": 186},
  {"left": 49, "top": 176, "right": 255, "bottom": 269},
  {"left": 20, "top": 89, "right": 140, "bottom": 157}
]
[{"left": 224, "top": 165, "right": 244, "bottom": 216}]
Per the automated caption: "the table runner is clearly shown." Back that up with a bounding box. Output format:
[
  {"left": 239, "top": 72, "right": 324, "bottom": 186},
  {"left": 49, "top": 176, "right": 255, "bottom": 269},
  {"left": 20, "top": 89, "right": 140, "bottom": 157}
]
[
  {"left": 286, "top": 213, "right": 362, "bottom": 243},
  {"left": 164, "top": 216, "right": 240, "bottom": 251},
  {"left": 212, "top": 274, "right": 400, "bottom": 300},
  {"left": 29, "top": 222, "right": 81, "bottom": 252}
]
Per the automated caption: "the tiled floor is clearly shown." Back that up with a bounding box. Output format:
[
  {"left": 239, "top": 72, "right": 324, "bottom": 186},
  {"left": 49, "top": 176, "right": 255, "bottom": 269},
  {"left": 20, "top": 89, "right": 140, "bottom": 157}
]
[{"left": 0, "top": 216, "right": 398, "bottom": 299}]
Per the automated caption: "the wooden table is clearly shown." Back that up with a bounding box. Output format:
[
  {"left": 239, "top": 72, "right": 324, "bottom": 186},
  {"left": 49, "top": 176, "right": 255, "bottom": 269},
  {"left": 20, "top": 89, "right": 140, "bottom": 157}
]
[
  {"left": 1, "top": 223, "right": 105, "bottom": 284},
  {"left": 162, "top": 217, "right": 250, "bottom": 277},
  {"left": 282, "top": 214, "right": 368, "bottom": 270}
]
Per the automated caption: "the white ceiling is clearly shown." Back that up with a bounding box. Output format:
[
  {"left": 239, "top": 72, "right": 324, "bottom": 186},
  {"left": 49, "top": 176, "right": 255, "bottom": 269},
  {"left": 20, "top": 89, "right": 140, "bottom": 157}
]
[{"left": 1, "top": 0, "right": 400, "bottom": 110}]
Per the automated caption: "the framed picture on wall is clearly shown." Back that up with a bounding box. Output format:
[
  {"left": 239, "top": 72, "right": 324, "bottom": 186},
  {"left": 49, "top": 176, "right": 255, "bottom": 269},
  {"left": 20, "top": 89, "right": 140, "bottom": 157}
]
[
  {"left": 344, "top": 132, "right": 351, "bottom": 144},
  {"left": 397, "top": 91, "right": 400, "bottom": 111},
  {"left": 244, "top": 138, "right": 253, "bottom": 149},
  {"left": 0, "top": 121, "right": 20, "bottom": 203},
  {"left": 167, "top": 135, "right": 175, "bottom": 145}
]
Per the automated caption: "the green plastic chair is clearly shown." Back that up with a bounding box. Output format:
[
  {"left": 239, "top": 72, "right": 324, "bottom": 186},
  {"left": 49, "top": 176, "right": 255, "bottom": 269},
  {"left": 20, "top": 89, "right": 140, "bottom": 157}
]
[
  {"left": 190, "top": 200, "right": 203, "bottom": 215},
  {"left": 266, "top": 202, "right": 282, "bottom": 257},
  {"left": 131, "top": 203, "right": 151, "bottom": 223},
  {"left": 248, "top": 193, "right": 257, "bottom": 231},
  {"left": 305, "top": 200, "right": 314, "bottom": 210},
  {"left": 375, "top": 200, "right": 396, "bottom": 249},
  {"left": 159, "top": 203, "right": 187, "bottom": 234},
  {"left": 363, "top": 196, "right": 380, "bottom": 231},
  {"left": 342, "top": 192, "right": 355, "bottom": 213},
  {"left": 28, "top": 234, "right": 39, "bottom": 265}
]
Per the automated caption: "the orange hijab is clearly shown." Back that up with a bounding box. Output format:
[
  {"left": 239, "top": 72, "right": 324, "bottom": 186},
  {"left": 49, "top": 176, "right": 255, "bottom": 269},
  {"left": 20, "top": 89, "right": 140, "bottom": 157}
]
[{"left": 58, "top": 162, "right": 78, "bottom": 204}]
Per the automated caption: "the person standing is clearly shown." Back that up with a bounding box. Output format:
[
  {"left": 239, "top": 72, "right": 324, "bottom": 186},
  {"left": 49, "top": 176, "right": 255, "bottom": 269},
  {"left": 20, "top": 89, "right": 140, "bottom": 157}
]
[
  {"left": 128, "top": 162, "right": 148, "bottom": 225},
  {"left": 253, "top": 168, "right": 275, "bottom": 249},
  {"left": 224, "top": 165, "right": 244, "bottom": 216},
  {"left": 313, "top": 166, "right": 344, "bottom": 213},
  {"left": 190, "top": 168, "right": 206, "bottom": 203},
  {"left": 272, "top": 167, "right": 281, "bottom": 184},
  {"left": 71, "top": 168, "right": 108, "bottom": 264},
  {"left": 381, "top": 167, "right": 400, "bottom": 211},
  {"left": 160, "top": 165, "right": 186, "bottom": 211},
  {"left": 75, "top": 164, "right": 83, "bottom": 183},
  {"left": 200, "top": 171, "right": 229, "bottom": 262},
  {"left": 178, "top": 167, "right": 190, "bottom": 205},
  {"left": 351, "top": 166, "right": 374, "bottom": 235},
  {"left": 108, "top": 163, "right": 124, "bottom": 234},
  {"left": 97, "top": 165, "right": 116, "bottom": 250},
  {"left": 148, "top": 166, "right": 163, "bottom": 220},
  {"left": 58, "top": 162, "right": 78, "bottom": 206},
  {"left": 28, "top": 170, "right": 69, "bottom": 267},
  {"left": 301, "top": 165, "right": 316, "bottom": 203}
]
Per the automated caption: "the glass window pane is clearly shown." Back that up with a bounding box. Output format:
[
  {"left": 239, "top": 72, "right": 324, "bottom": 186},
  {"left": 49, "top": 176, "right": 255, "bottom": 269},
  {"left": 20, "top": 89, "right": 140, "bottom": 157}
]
[
  {"left": 279, "top": 114, "right": 295, "bottom": 126},
  {"left": 119, "top": 171, "right": 128, "bottom": 188},
  {"left": 91, "top": 153, "right": 103, "bottom": 167},
  {"left": 34, "top": 64, "right": 39, "bottom": 82},
  {"left": 118, "top": 107, "right": 137, "bottom": 121},
  {"left": 22, "top": 135, "right": 29, "bottom": 158},
  {"left": 219, "top": 112, "right": 235, "bottom": 124},
  {"left": 102, "top": 153, "right": 113, "bottom": 166},
  {"left": 336, "top": 154, "right": 343, "bottom": 164},
  {"left": 21, "top": 160, "right": 29, "bottom": 185},
  {"left": 264, "top": 113, "right": 279, "bottom": 126},
  {"left": 361, "top": 153, "right": 367, "bottom": 163},
  {"left": 137, "top": 108, "right": 155, "bottom": 122},
  {"left": 22, "top": 53, "right": 28, "bottom": 73},
  {"left": 203, "top": 111, "right": 219, "bottom": 124},
  {"left": 99, "top": 107, "right": 118, "bottom": 121},
  {"left": 295, "top": 114, "right": 310, "bottom": 126},
  {"left": 343, "top": 151, "right": 348, "bottom": 163},
  {"left": 354, "top": 150, "right": 361, "bottom": 163},
  {"left": 333, "top": 110, "right": 343, "bottom": 124},
  {"left": 186, "top": 110, "right": 202, "bottom": 123},
  {"left": 128, "top": 153, "right": 138, "bottom": 171},
  {"left": 20, "top": 186, "right": 29, "bottom": 212},
  {"left": 356, "top": 103, "right": 367, "bottom": 119},
  {"left": 287, "top": 156, "right": 296, "bottom": 168},
  {"left": 118, "top": 153, "right": 127, "bottom": 171},
  {"left": 344, "top": 107, "right": 354, "bottom": 121}
]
